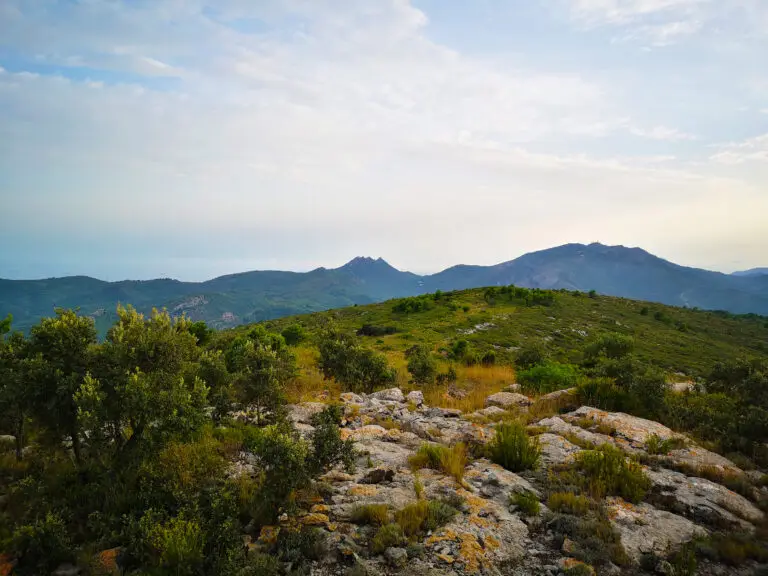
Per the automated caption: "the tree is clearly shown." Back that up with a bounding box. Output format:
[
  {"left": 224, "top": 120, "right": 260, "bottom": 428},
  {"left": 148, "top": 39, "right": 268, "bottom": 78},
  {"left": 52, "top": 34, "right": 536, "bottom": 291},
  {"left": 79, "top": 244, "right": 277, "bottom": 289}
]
[
  {"left": 226, "top": 328, "right": 296, "bottom": 426},
  {"left": 188, "top": 321, "right": 214, "bottom": 346},
  {"left": 28, "top": 309, "right": 97, "bottom": 465},
  {"left": 76, "top": 306, "right": 208, "bottom": 462},
  {"left": 406, "top": 345, "right": 438, "bottom": 386},
  {"left": 0, "top": 325, "right": 35, "bottom": 461},
  {"left": 317, "top": 331, "right": 395, "bottom": 393},
  {"left": 281, "top": 324, "right": 306, "bottom": 346},
  {"left": 197, "top": 350, "right": 234, "bottom": 424}
]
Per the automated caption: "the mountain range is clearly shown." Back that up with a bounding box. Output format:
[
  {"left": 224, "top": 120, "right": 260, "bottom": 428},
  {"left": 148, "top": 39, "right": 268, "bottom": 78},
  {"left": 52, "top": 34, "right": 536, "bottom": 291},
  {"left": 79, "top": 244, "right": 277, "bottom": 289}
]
[{"left": 2, "top": 243, "right": 767, "bottom": 335}]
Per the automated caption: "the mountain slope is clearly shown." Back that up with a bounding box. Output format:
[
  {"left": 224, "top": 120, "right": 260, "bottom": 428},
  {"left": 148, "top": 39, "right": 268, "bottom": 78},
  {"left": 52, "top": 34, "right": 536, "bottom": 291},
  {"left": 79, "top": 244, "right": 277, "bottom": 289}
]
[
  {"left": 2, "top": 243, "right": 767, "bottom": 335},
  {"left": 733, "top": 267, "right": 768, "bottom": 277}
]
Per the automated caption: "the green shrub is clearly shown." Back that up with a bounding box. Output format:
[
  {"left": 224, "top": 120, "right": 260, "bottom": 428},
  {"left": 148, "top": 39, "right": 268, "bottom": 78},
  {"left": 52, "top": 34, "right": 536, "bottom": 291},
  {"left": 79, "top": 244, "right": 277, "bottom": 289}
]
[
  {"left": 11, "top": 512, "right": 73, "bottom": 575},
  {"left": 488, "top": 421, "right": 541, "bottom": 472},
  {"left": 408, "top": 443, "right": 468, "bottom": 483},
  {"left": 237, "top": 553, "right": 281, "bottom": 576},
  {"left": 518, "top": 362, "right": 580, "bottom": 394},
  {"left": 547, "top": 492, "right": 591, "bottom": 516},
  {"left": 406, "top": 344, "right": 438, "bottom": 385},
  {"left": 144, "top": 514, "right": 205, "bottom": 574},
  {"left": 645, "top": 434, "right": 686, "bottom": 455},
  {"left": 511, "top": 491, "right": 540, "bottom": 516},
  {"left": 351, "top": 504, "right": 390, "bottom": 526},
  {"left": 574, "top": 445, "right": 650, "bottom": 503},
  {"left": 583, "top": 333, "right": 634, "bottom": 363},
  {"left": 576, "top": 378, "right": 627, "bottom": 412},
  {"left": 276, "top": 527, "right": 328, "bottom": 564},
  {"left": 515, "top": 343, "right": 549, "bottom": 370},
  {"left": 394, "top": 500, "right": 458, "bottom": 537},
  {"left": 549, "top": 513, "right": 629, "bottom": 566},
  {"left": 371, "top": 523, "right": 405, "bottom": 554},
  {"left": 281, "top": 324, "right": 306, "bottom": 346},
  {"left": 697, "top": 533, "right": 768, "bottom": 566},
  {"left": 308, "top": 405, "right": 356, "bottom": 475}
]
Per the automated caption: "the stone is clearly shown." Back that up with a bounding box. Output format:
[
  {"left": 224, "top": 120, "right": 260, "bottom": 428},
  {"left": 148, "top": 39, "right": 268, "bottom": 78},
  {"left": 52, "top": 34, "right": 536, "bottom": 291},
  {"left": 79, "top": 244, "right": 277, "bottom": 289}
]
[
  {"left": 537, "top": 416, "right": 613, "bottom": 448},
  {"left": 300, "top": 513, "right": 330, "bottom": 526},
  {"left": 606, "top": 498, "right": 706, "bottom": 564},
  {"left": 566, "top": 406, "right": 677, "bottom": 447},
  {"left": 503, "top": 383, "right": 521, "bottom": 392},
  {"left": 407, "top": 390, "right": 425, "bottom": 406},
  {"left": 470, "top": 406, "right": 507, "bottom": 418},
  {"left": 360, "top": 468, "right": 395, "bottom": 484},
  {"left": 341, "top": 392, "right": 365, "bottom": 404},
  {"left": 322, "top": 470, "right": 356, "bottom": 483},
  {"left": 562, "top": 537, "right": 577, "bottom": 554},
  {"left": 370, "top": 388, "right": 405, "bottom": 403},
  {"left": 485, "top": 392, "right": 532, "bottom": 409},
  {"left": 537, "top": 433, "right": 583, "bottom": 466},
  {"left": 340, "top": 425, "right": 390, "bottom": 441},
  {"left": 538, "top": 388, "right": 577, "bottom": 403},
  {"left": 464, "top": 460, "right": 538, "bottom": 506},
  {"left": 287, "top": 402, "right": 327, "bottom": 424},
  {"left": 90, "top": 548, "right": 121, "bottom": 575},
  {"left": 0, "top": 435, "right": 15, "bottom": 446},
  {"left": 51, "top": 565, "right": 81, "bottom": 576},
  {"left": 384, "top": 547, "right": 409, "bottom": 568},
  {"left": 669, "top": 382, "right": 695, "bottom": 393},
  {"left": 646, "top": 468, "right": 764, "bottom": 528}
]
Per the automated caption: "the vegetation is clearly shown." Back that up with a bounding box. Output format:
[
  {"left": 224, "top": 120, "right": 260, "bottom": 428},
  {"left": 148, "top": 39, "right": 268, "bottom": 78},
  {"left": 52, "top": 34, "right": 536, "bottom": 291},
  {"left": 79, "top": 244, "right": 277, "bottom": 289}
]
[
  {"left": 510, "top": 491, "right": 541, "bottom": 516},
  {"left": 572, "top": 445, "right": 651, "bottom": 503},
  {"left": 408, "top": 443, "right": 468, "bottom": 484},
  {"left": 488, "top": 421, "right": 541, "bottom": 472}
]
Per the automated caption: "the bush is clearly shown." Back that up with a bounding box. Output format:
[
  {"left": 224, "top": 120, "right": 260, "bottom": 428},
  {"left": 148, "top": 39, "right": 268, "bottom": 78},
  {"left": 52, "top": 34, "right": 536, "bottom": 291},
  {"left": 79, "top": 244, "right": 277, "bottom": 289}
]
[
  {"left": 488, "top": 421, "right": 541, "bottom": 472},
  {"left": 408, "top": 443, "right": 468, "bottom": 483},
  {"left": 351, "top": 504, "right": 389, "bottom": 526},
  {"left": 518, "top": 362, "right": 580, "bottom": 394},
  {"left": 645, "top": 434, "right": 686, "bottom": 455},
  {"left": 281, "top": 324, "right": 306, "bottom": 346},
  {"left": 392, "top": 296, "right": 432, "bottom": 314},
  {"left": 515, "top": 343, "right": 548, "bottom": 370},
  {"left": 307, "top": 405, "right": 356, "bottom": 476},
  {"left": 511, "top": 491, "right": 540, "bottom": 516},
  {"left": 549, "top": 513, "right": 628, "bottom": 566},
  {"left": 574, "top": 445, "right": 650, "bottom": 503},
  {"left": 583, "top": 333, "right": 634, "bottom": 363},
  {"left": 548, "top": 492, "right": 591, "bottom": 516},
  {"left": 317, "top": 332, "right": 396, "bottom": 393},
  {"left": 406, "top": 345, "right": 438, "bottom": 385},
  {"left": 697, "top": 533, "right": 768, "bottom": 566},
  {"left": 237, "top": 553, "right": 281, "bottom": 576},
  {"left": 394, "top": 500, "right": 458, "bottom": 537},
  {"left": 481, "top": 350, "right": 496, "bottom": 366},
  {"left": 357, "top": 325, "right": 397, "bottom": 337},
  {"left": 11, "top": 512, "right": 73, "bottom": 575},
  {"left": 371, "top": 523, "right": 405, "bottom": 554},
  {"left": 145, "top": 515, "right": 205, "bottom": 574}
]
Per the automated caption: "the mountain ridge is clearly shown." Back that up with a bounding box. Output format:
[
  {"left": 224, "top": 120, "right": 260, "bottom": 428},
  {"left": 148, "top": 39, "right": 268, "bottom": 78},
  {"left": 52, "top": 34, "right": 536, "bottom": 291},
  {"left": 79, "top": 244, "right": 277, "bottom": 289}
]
[{"left": 2, "top": 243, "right": 767, "bottom": 334}]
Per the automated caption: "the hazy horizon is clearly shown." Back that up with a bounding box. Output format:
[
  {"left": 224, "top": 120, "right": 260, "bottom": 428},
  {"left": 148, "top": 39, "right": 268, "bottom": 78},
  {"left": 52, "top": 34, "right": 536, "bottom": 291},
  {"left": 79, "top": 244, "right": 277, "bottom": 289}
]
[{"left": 2, "top": 1, "right": 767, "bottom": 281}]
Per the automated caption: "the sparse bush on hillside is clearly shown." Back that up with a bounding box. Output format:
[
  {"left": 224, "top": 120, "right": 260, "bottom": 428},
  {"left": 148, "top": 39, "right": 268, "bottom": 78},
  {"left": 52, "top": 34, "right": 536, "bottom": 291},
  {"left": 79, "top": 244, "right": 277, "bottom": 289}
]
[
  {"left": 392, "top": 296, "right": 432, "bottom": 314},
  {"left": 357, "top": 324, "right": 397, "bottom": 337},
  {"left": 583, "top": 333, "right": 634, "bottom": 364},
  {"left": 317, "top": 331, "right": 396, "bottom": 393},
  {"left": 515, "top": 342, "right": 549, "bottom": 370},
  {"left": 281, "top": 324, "right": 306, "bottom": 345},
  {"left": 573, "top": 445, "right": 650, "bottom": 503},
  {"left": 488, "top": 421, "right": 541, "bottom": 472},
  {"left": 406, "top": 344, "right": 438, "bottom": 385},
  {"left": 518, "top": 362, "right": 580, "bottom": 394},
  {"left": 409, "top": 443, "right": 468, "bottom": 483}
]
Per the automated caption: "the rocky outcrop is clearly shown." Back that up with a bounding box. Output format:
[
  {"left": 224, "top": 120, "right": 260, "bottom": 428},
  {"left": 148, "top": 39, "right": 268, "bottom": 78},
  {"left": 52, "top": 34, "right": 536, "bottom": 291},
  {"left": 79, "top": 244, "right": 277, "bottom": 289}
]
[{"left": 485, "top": 392, "right": 532, "bottom": 409}]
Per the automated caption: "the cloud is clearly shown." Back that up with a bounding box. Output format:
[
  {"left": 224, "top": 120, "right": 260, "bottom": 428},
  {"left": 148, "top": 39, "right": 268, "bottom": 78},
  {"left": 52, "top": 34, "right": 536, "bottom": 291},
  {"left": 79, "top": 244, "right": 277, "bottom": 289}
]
[
  {"left": 711, "top": 134, "right": 768, "bottom": 164},
  {"left": 0, "top": 0, "right": 766, "bottom": 278}
]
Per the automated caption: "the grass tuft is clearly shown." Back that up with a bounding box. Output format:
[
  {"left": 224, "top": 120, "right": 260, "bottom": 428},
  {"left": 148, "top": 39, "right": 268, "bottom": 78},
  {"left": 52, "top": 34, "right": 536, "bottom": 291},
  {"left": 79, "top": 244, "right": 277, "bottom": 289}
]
[{"left": 488, "top": 421, "right": 541, "bottom": 472}]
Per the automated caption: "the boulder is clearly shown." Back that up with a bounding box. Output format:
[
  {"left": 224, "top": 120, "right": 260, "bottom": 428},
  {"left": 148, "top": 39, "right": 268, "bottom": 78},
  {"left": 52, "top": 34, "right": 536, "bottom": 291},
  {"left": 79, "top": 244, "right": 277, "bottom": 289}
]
[
  {"left": 406, "top": 390, "right": 425, "bottom": 406},
  {"left": 464, "top": 460, "right": 538, "bottom": 506},
  {"left": 669, "top": 382, "right": 695, "bottom": 393},
  {"left": 360, "top": 468, "right": 395, "bottom": 484},
  {"left": 485, "top": 392, "right": 532, "bottom": 409},
  {"left": 340, "top": 392, "right": 365, "bottom": 404},
  {"left": 537, "top": 433, "right": 583, "bottom": 466},
  {"left": 470, "top": 406, "right": 507, "bottom": 418},
  {"left": 51, "top": 565, "right": 81, "bottom": 576},
  {"left": 384, "top": 547, "right": 409, "bottom": 568},
  {"left": 606, "top": 498, "right": 706, "bottom": 564},
  {"left": 370, "top": 388, "right": 405, "bottom": 403},
  {"left": 287, "top": 402, "right": 327, "bottom": 425},
  {"left": 538, "top": 388, "right": 577, "bottom": 403},
  {"left": 647, "top": 468, "right": 764, "bottom": 528},
  {"left": 566, "top": 407, "right": 677, "bottom": 447},
  {"left": 537, "top": 416, "right": 613, "bottom": 448}
]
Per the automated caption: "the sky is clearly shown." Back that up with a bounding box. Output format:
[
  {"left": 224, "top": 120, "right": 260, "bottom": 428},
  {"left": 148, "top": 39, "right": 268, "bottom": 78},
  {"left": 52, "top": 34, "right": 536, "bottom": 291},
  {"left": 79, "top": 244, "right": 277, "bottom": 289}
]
[{"left": 1, "top": 0, "right": 767, "bottom": 281}]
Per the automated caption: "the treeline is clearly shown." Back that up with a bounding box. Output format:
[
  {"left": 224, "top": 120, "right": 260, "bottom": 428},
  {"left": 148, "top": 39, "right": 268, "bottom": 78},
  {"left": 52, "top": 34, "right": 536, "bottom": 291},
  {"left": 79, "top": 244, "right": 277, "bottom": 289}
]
[{"left": 0, "top": 308, "right": 353, "bottom": 575}]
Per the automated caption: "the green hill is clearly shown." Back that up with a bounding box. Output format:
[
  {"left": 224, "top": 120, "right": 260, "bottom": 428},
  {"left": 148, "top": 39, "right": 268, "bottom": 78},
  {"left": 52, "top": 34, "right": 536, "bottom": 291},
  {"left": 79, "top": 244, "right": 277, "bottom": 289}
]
[{"left": 255, "top": 286, "right": 768, "bottom": 379}]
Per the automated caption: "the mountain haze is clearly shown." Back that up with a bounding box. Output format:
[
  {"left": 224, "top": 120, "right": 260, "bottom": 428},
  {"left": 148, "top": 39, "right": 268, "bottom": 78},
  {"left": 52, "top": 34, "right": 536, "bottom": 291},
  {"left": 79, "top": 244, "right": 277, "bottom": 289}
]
[{"left": 2, "top": 243, "right": 767, "bottom": 334}]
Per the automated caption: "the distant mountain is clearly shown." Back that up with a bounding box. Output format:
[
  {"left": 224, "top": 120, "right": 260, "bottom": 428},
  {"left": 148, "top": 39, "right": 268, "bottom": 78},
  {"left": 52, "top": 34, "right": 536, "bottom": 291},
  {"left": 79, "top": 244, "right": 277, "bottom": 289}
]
[
  {"left": 2, "top": 243, "right": 767, "bottom": 335},
  {"left": 732, "top": 268, "right": 768, "bottom": 277}
]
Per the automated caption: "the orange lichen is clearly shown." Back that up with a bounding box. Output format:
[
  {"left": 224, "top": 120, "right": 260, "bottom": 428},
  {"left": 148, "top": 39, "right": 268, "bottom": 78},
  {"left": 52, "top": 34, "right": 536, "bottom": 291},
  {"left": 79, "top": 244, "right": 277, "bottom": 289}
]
[
  {"left": 310, "top": 503, "right": 330, "bottom": 513},
  {"left": 300, "top": 513, "right": 330, "bottom": 526},
  {"left": 349, "top": 485, "right": 378, "bottom": 496}
]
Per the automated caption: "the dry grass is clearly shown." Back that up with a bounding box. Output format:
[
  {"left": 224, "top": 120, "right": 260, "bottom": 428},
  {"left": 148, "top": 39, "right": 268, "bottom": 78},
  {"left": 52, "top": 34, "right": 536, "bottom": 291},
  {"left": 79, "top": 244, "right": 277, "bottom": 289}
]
[
  {"left": 409, "top": 442, "right": 468, "bottom": 484},
  {"left": 421, "top": 364, "right": 516, "bottom": 412},
  {"left": 350, "top": 503, "right": 390, "bottom": 526},
  {"left": 285, "top": 345, "right": 341, "bottom": 403}
]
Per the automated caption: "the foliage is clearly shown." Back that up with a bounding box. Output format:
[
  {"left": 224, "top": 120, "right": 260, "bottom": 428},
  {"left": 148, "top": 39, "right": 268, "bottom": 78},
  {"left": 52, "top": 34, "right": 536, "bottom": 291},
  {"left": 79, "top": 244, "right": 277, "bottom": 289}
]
[
  {"left": 583, "top": 333, "right": 634, "bottom": 363},
  {"left": 644, "top": 434, "right": 686, "bottom": 455},
  {"left": 488, "top": 421, "right": 541, "bottom": 472},
  {"left": 281, "top": 324, "right": 306, "bottom": 346},
  {"left": 371, "top": 523, "right": 405, "bottom": 554},
  {"left": 306, "top": 405, "right": 356, "bottom": 475},
  {"left": 357, "top": 324, "right": 397, "bottom": 337},
  {"left": 394, "top": 500, "right": 458, "bottom": 537},
  {"left": 573, "top": 445, "right": 650, "bottom": 503},
  {"left": 515, "top": 342, "right": 549, "bottom": 370},
  {"left": 188, "top": 321, "right": 214, "bottom": 346},
  {"left": 549, "top": 513, "right": 628, "bottom": 567},
  {"left": 408, "top": 443, "right": 468, "bottom": 483},
  {"left": 317, "top": 331, "right": 396, "bottom": 393},
  {"left": 351, "top": 504, "right": 390, "bottom": 526},
  {"left": 518, "top": 362, "right": 580, "bottom": 394},
  {"left": 511, "top": 491, "right": 540, "bottom": 516},
  {"left": 547, "top": 492, "right": 591, "bottom": 516},
  {"left": 392, "top": 296, "right": 433, "bottom": 314},
  {"left": 406, "top": 344, "right": 438, "bottom": 385},
  {"left": 10, "top": 512, "right": 73, "bottom": 575}
]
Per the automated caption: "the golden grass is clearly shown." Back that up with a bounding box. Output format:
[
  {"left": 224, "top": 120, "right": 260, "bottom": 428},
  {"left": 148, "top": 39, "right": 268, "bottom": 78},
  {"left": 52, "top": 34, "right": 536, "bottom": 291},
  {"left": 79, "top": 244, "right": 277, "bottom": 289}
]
[
  {"left": 284, "top": 345, "right": 341, "bottom": 403},
  {"left": 421, "top": 364, "right": 516, "bottom": 413},
  {"left": 409, "top": 442, "right": 468, "bottom": 484}
]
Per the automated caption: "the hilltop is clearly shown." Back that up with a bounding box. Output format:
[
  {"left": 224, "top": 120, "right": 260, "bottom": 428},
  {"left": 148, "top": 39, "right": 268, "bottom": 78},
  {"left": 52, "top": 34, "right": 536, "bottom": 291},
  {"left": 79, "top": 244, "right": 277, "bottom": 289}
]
[{"left": 2, "top": 243, "right": 768, "bottom": 335}]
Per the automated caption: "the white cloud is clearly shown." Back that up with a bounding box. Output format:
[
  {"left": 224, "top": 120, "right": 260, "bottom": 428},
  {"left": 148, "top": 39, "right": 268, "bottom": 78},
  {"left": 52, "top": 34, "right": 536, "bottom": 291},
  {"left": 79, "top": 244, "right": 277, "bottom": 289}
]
[
  {"left": 0, "top": 0, "right": 766, "bottom": 278},
  {"left": 711, "top": 134, "right": 768, "bottom": 164}
]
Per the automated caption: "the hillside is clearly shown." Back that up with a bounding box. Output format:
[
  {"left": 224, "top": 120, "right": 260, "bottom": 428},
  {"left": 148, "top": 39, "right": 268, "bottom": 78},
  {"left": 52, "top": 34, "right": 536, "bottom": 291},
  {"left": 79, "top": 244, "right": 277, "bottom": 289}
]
[
  {"left": 2, "top": 243, "right": 768, "bottom": 335},
  {"left": 257, "top": 287, "right": 768, "bottom": 380}
]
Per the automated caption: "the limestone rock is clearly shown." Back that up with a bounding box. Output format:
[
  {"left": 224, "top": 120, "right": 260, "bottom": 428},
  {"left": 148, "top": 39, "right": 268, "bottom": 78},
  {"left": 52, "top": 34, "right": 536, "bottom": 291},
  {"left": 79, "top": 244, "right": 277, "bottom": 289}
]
[
  {"left": 464, "top": 460, "right": 538, "bottom": 506},
  {"left": 566, "top": 406, "right": 677, "bottom": 447},
  {"left": 371, "top": 388, "right": 405, "bottom": 403},
  {"left": 341, "top": 392, "right": 365, "bottom": 404},
  {"left": 606, "top": 498, "right": 706, "bottom": 563},
  {"left": 384, "top": 547, "right": 409, "bottom": 568},
  {"left": 407, "top": 390, "right": 425, "bottom": 406},
  {"left": 485, "top": 392, "right": 532, "bottom": 409},
  {"left": 470, "top": 406, "right": 507, "bottom": 419},
  {"left": 288, "top": 402, "right": 327, "bottom": 425},
  {"left": 647, "top": 468, "right": 764, "bottom": 528},
  {"left": 537, "top": 416, "right": 613, "bottom": 448},
  {"left": 537, "top": 433, "right": 583, "bottom": 466},
  {"left": 538, "top": 388, "right": 577, "bottom": 403}
]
